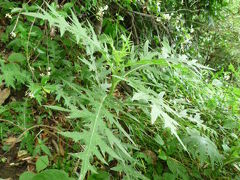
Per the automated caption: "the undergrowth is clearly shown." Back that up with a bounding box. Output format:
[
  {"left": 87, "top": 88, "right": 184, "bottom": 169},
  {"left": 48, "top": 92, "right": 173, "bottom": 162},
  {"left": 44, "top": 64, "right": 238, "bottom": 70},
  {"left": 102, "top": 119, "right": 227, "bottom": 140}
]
[{"left": 0, "top": 1, "right": 239, "bottom": 180}]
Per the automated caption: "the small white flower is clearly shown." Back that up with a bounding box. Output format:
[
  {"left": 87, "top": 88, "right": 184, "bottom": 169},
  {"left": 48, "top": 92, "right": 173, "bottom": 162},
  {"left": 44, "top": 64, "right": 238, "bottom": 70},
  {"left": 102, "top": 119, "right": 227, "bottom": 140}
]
[
  {"left": 97, "top": 5, "right": 108, "bottom": 17},
  {"left": 163, "top": 14, "right": 171, "bottom": 21},
  {"left": 157, "top": 2, "right": 161, "bottom": 12},
  {"left": 190, "top": 25, "right": 194, "bottom": 33},
  {"left": 47, "top": 67, "right": 51, "bottom": 71},
  {"left": 29, "top": 92, "right": 34, "bottom": 98},
  {"left": 10, "top": 32, "right": 16, "bottom": 38},
  {"left": 5, "top": 13, "right": 12, "bottom": 19},
  {"left": 185, "top": 37, "right": 192, "bottom": 44},
  {"left": 104, "top": 5, "right": 108, "bottom": 10},
  {"left": 224, "top": 75, "right": 230, "bottom": 80},
  {"left": 156, "top": 17, "right": 161, "bottom": 22},
  {"left": 190, "top": 28, "right": 194, "bottom": 33},
  {"left": 40, "top": 73, "right": 44, "bottom": 77},
  {"left": 99, "top": 7, "right": 104, "bottom": 12},
  {"left": 47, "top": 71, "right": 51, "bottom": 76},
  {"left": 97, "top": 10, "right": 103, "bottom": 17},
  {"left": 176, "top": 26, "right": 180, "bottom": 31}
]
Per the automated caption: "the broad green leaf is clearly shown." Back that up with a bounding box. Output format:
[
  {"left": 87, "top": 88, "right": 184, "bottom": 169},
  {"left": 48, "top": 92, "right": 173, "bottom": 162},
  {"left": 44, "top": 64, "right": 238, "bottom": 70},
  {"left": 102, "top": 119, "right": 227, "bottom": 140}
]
[
  {"left": 33, "top": 169, "right": 74, "bottom": 180},
  {"left": 36, "top": 156, "right": 49, "bottom": 173},
  {"left": 88, "top": 171, "right": 110, "bottom": 180},
  {"left": 158, "top": 150, "right": 167, "bottom": 160},
  {"left": 40, "top": 144, "right": 51, "bottom": 156},
  {"left": 19, "top": 172, "right": 35, "bottom": 180},
  {"left": 20, "top": 169, "right": 74, "bottom": 180}
]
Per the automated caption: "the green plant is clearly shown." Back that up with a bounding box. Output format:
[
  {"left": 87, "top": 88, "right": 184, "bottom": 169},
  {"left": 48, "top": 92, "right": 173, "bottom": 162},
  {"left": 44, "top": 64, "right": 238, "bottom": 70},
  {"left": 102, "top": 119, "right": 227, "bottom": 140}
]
[
  {"left": 19, "top": 3, "right": 239, "bottom": 179},
  {"left": 0, "top": 1, "right": 239, "bottom": 180},
  {"left": 20, "top": 169, "right": 74, "bottom": 180}
]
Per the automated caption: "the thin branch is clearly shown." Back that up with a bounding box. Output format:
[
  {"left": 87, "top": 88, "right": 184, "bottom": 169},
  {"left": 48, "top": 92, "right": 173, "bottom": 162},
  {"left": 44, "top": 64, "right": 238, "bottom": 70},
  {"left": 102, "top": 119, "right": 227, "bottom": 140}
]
[{"left": 0, "top": 118, "right": 24, "bottom": 130}]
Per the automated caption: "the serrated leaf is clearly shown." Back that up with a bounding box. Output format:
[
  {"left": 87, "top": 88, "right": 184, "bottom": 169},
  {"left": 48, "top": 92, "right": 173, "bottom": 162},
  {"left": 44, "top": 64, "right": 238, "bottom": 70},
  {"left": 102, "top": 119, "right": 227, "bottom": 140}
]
[
  {"left": 60, "top": 131, "right": 84, "bottom": 142},
  {"left": 151, "top": 103, "right": 160, "bottom": 124},
  {"left": 44, "top": 105, "right": 71, "bottom": 112},
  {"left": 79, "top": 95, "right": 107, "bottom": 179},
  {"left": 132, "top": 92, "right": 149, "bottom": 102}
]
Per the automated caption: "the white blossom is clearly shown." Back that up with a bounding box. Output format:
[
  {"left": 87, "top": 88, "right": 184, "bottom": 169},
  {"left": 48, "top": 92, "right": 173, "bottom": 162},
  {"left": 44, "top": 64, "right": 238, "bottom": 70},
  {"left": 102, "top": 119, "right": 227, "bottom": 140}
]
[
  {"left": 103, "top": 5, "right": 108, "bottom": 11},
  {"left": 5, "top": 13, "right": 12, "bottom": 19},
  {"left": 224, "top": 75, "right": 230, "bottom": 80},
  {"left": 190, "top": 25, "right": 194, "bottom": 33},
  {"left": 156, "top": 17, "right": 161, "bottom": 22},
  {"left": 163, "top": 14, "right": 171, "bottom": 21},
  {"left": 97, "top": 5, "right": 108, "bottom": 17},
  {"left": 28, "top": 92, "right": 34, "bottom": 98},
  {"left": 176, "top": 26, "right": 180, "bottom": 31},
  {"left": 10, "top": 32, "right": 16, "bottom": 38},
  {"left": 157, "top": 2, "right": 161, "bottom": 12}
]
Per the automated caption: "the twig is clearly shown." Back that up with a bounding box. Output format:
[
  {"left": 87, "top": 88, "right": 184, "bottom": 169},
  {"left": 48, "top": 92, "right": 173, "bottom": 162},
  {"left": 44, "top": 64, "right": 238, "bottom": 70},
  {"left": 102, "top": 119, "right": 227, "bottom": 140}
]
[
  {"left": 128, "top": 12, "right": 139, "bottom": 44},
  {"left": 25, "top": 1, "right": 45, "bottom": 81},
  {"left": 0, "top": 118, "right": 24, "bottom": 130},
  {"left": 116, "top": 3, "right": 172, "bottom": 40},
  {"left": 162, "top": 8, "right": 204, "bottom": 14},
  {"left": 10, "top": 12, "right": 20, "bottom": 34},
  {"left": 17, "top": 124, "right": 60, "bottom": 140}
]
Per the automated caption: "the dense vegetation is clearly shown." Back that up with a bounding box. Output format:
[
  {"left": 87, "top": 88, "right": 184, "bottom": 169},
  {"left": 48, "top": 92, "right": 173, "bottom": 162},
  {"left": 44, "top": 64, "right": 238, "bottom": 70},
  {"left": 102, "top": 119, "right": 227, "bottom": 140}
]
[{"left": 0, "top": 0, "right": 239, "bottom": 179}]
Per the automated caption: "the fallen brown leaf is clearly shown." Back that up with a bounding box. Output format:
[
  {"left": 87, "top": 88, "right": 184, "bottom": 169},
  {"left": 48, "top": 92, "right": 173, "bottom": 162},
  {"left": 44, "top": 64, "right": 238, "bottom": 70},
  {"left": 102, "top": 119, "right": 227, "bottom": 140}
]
[
  {"left": 4, "top": 136, "right": 17, "bottom": 146},
  {"left": 144, "top": 150, "right": 158, "bottom": 165},
  {"left": 59, "top": 139, "right": 65, "bottom": 156},
  {"left": 0, "top": 88, "right": 10, "bottom": 105}
]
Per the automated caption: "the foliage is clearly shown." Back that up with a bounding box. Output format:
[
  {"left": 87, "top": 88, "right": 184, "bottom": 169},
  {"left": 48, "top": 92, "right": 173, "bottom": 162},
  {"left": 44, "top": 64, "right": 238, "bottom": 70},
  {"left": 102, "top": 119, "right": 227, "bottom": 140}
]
[
  {"left": 20, "top": 169, "right": 74, "bottom": 180},
  {"left": 0, "top": 0, "right": 239, "bottom": 180}
]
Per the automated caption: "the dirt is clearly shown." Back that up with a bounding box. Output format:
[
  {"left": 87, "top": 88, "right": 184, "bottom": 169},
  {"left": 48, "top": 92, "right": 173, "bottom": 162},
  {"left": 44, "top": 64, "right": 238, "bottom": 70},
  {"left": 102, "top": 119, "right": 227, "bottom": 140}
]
[
  {"left": 0, "top": 144, "right": 27, "bottom": 180},
  {"left": 0, "top": 163, "right": 27, "bottom": 180}
]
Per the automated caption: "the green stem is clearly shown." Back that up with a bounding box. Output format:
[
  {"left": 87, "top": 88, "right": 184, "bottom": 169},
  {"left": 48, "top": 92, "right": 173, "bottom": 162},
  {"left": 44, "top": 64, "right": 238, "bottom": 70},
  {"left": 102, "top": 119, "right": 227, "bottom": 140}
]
[{"left": 110, "top": 76, "right": 119, "bottom": 95}]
